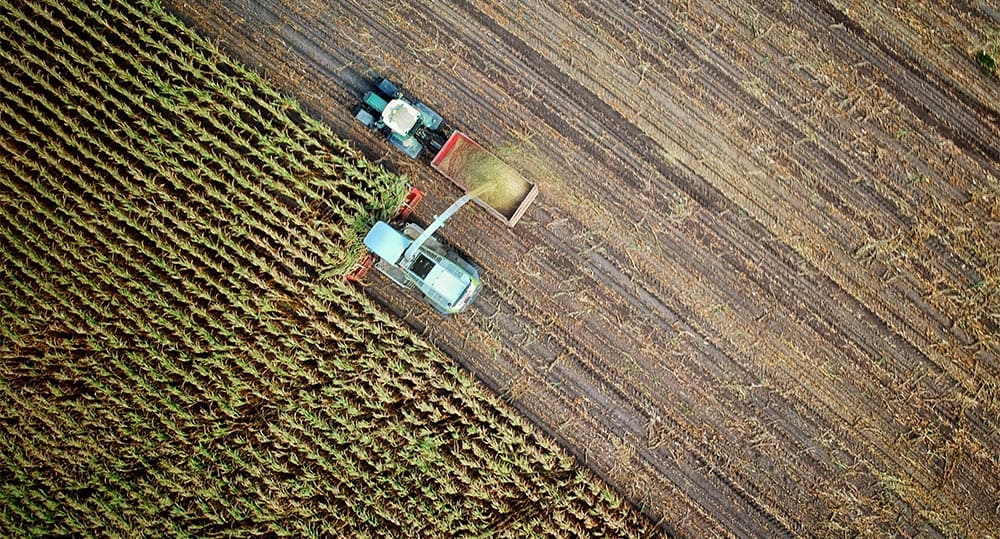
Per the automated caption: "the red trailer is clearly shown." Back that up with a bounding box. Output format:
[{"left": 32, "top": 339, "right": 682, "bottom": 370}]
[{"left": 431, "top": 132, "right": 538, "bottom": 227}]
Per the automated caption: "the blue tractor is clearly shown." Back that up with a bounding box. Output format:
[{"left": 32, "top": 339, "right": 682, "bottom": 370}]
[{"left": 353, "top": 77, "right": 450, "bottom": 159}]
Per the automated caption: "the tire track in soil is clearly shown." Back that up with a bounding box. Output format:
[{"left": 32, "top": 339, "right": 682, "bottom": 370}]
[
  {"left": 434, "top": 3, "right": 976, "bottom": 533},
  {"left": 163, "top": 0, "right": 1000, "bottom": 535},
  {"left": 804, "top": 0, "right": 999, "bottom": 166},
  {"left": 576, "top": 0, "right": 1000, "bottom": 480},
  {"left": 684, "top": 0, "right": 1000, "bottom": 495}
]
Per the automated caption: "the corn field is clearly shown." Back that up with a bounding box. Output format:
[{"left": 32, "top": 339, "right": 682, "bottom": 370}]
[{"left": 0, "top": 0, "right": 654, "bottom": 535}]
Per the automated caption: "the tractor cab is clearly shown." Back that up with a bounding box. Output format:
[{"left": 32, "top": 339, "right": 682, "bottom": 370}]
[
  {"left": 381, "top": 99, "right": 421, "bottom": 135},
  {"left": 353, "top": 78, "right": 447, "bottom": 159}
]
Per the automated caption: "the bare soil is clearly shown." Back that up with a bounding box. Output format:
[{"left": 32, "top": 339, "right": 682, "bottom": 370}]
[{"left": 163, "top": 0, "right": 1000, "bottom": 536}]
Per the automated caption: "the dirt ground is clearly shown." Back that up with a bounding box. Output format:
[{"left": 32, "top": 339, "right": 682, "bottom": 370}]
[{"left": 163, "top": 0, "right": 999, "bottom": 536}]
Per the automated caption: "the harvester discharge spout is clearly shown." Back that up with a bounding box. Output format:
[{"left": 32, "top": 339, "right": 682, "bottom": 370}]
[{"left": 401, "top": 180, "right": 495, "bottom": 267}]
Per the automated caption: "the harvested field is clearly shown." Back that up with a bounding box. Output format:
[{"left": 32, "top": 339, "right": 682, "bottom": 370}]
[
  {"left": 167, "top": 0, "right": 1000, "bottom": 536},
  {"left": 0, "top": 0, "right": 655, "bottom": 536}
]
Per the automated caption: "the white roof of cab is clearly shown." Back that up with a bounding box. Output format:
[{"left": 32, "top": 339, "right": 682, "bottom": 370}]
[
  {"left": 425, "top": 263, "right": 468, "bottom": 305},
  {"left": 382, "top": 99, "right": 420, "bottom": 135},
  {"left": 364, "top": 221, "right": 410, "bottom": 264}
]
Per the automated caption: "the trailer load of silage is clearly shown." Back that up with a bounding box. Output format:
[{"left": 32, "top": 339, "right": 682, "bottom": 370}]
[{"left": 433, "top": 134, "right": 534, "bottom": 219}]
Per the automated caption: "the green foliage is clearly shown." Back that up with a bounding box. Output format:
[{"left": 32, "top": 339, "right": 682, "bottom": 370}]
[
  {"left": 0, "top": 0, "right": 652, "bottom": 536},
  {"left": 975, "top": 49, "right": 997, "bottom": 76}
]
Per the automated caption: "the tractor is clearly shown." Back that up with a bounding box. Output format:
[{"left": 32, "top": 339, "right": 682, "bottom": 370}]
[{"left": 353, "top": 77, "right": 449, "bottom": 160}]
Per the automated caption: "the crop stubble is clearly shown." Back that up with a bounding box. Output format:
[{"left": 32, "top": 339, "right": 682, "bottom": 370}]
[{"left": 164, "top": 0, "right": 998, "bottom": 536}]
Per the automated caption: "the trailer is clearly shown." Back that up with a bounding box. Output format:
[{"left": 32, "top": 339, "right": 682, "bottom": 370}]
[{"left": 431, "top": 132, "right": 537, "bottom": 227}]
